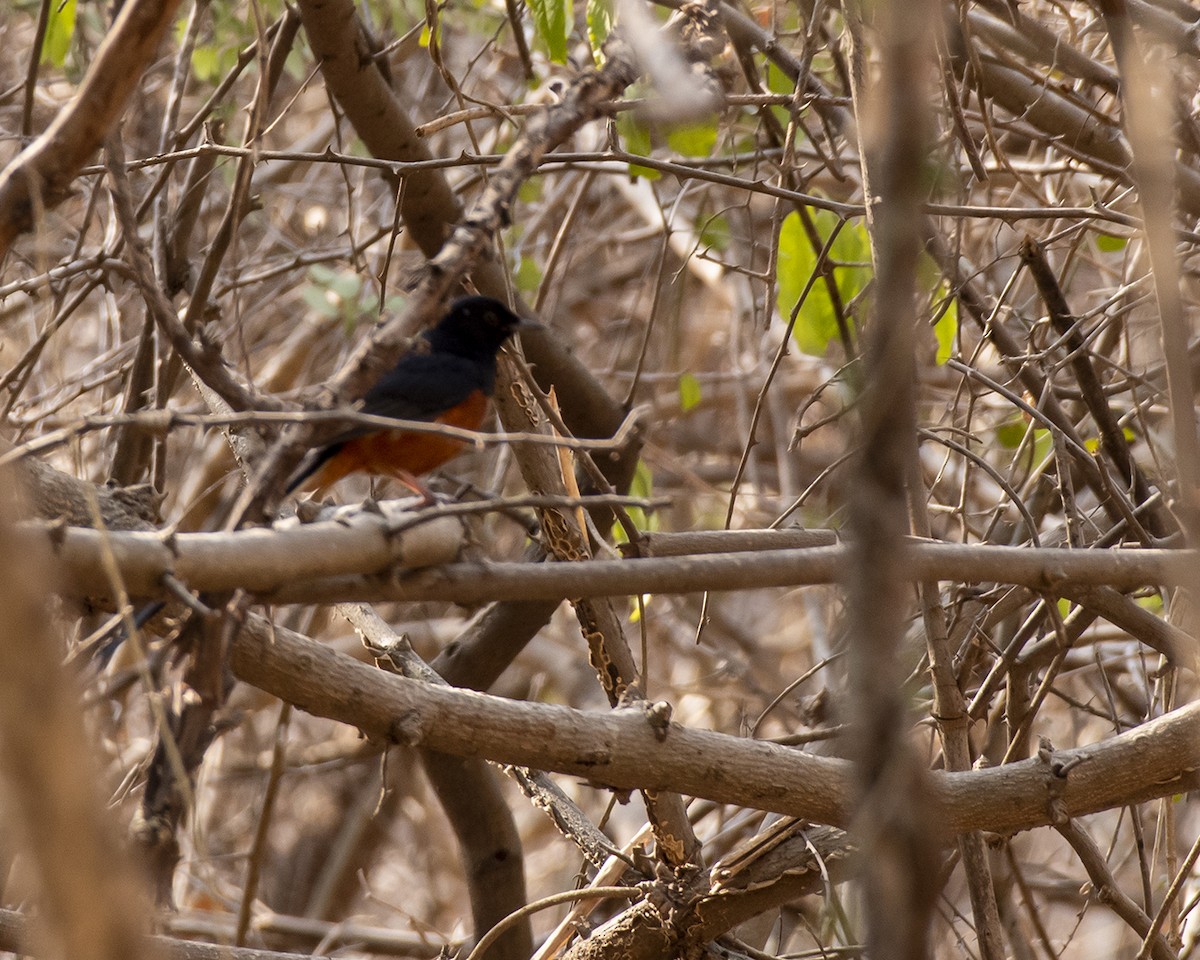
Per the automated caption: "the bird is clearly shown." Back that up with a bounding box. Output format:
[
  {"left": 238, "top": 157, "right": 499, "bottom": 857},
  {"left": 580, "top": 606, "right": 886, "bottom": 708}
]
[{"left": 285, "top": 295, "right": 533, "bottom": 500}]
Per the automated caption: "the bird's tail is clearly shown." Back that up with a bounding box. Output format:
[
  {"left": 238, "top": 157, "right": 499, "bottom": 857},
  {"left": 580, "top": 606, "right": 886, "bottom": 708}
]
[{"left": 284, "top": 443, "right": 342, "bottom": 494}]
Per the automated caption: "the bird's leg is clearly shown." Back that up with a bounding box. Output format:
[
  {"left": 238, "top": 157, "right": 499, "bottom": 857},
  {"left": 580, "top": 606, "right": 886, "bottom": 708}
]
[{"left": 393, "top": 469, "right": 441, "bottom": 507}]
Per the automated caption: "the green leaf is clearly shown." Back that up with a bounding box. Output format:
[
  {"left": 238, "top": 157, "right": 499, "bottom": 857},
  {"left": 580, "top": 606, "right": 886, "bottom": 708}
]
[
  {"left": 764, "top": 65, "right": 798, "bottom": 128},
  {"left": 678, "top": 372, "right": 702, "bottom": 412},
  {"left": 627, "top": 592, "right": 653, "bottom": 622},
  {"left": 614, "top": 509, "right": 645, "bottom": 543},
  {"left": 995, "top": 419, "right": 1025, "bottom": 449},
  {"left": 327, "top": 270, "right": 361, "bottom": 300},
  {"left": 518, "top": 179, "right": 543, "bottom": 204},
  {"left": 516, "top": 255, "right": 542, "bottom": 295},
  {"left": 1095, "top": 232, "right": 1128, "bottom": 252},
  {"left": 995, "top": 418, "right": 1053, "bottom": 464},
  {"left": 530, "top": 0, "right": 571, "bottom": 63},
  {"left": 776, "top": 209, "right": 870, "bottom": 356},
  {"left": 933, "top": 295, "right": 957, "bottom": 366},
  {"left": 916, "top": 250, "right": 941, "bottom": 290},
  {"left": 1137, "top": 593, "right": 1164, "bottom": 614},
  {"left": 616, "top": 112, "right": 660, "bottom": 180},
  {"left": 586, "top": 0, "right": 612, "bottom": 60},
  {"left": 630, "top": 457, "right": 654, "bottom": 499},
  {"left": 666, "top": 119, "right": 718, "bottom": 157},
  {"left": 191, "top": 44, "right": 221, "bottom": 82},
  {"left": 301, "top": 284, "right": 340, "bottom": 319},
  {"left": 1031, "top": 427, "right": 1053, "bottom": 465},
  {"left": 617, "top": 112, "right": 651, "bottom": 154},
  {"left": 766, "top": 64, "right": 796, "bottom": 95},
  {"left": 303, "top": 265, "right": 369, "bottom": 325},
  {"left": 699, "top": 214, "right": 730, "bottom": 252},
  {"left": 612, "top": 459, "right": 658, "bottom": 543},
  {"left": 41, "top": 0, "right": 77, "bottom": 66},
  {"left": 627, "top": 163, "right": 660, "bottom": 181}
]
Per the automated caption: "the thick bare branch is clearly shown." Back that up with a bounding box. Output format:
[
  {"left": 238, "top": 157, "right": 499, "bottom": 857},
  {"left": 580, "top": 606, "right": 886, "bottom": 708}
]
[
  {"left": 226, "top": 612, "right": 1200, "bottom": 835},
  {"left": 33, "top": 529, "right": 1200, "bottom": 633}
]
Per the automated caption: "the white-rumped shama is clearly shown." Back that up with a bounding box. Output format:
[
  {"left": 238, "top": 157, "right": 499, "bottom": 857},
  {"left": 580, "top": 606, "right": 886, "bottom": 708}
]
[{"left": 285, "top": 295, "right": 531, "bottom": 498}]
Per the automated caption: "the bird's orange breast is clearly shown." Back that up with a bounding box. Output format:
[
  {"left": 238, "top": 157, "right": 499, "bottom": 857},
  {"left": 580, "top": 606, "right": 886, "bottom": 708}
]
[{"left": 305, "top": 389, "right": 490, "bottom": 491}]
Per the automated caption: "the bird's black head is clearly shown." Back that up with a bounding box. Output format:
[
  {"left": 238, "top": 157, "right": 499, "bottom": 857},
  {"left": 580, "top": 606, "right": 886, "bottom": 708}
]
[{"left": 426, "top": 296, "right": 530, "bottom": 360}]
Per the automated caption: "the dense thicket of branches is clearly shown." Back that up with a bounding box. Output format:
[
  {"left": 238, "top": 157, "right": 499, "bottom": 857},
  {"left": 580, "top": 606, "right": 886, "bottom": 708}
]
[{"left": 1, "top": 1, "right": 1200, "bottom": 959}]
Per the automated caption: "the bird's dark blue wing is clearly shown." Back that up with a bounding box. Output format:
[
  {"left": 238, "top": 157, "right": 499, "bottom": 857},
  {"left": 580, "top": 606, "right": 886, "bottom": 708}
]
[{"left": 358, "top": 352, "right": 492, "bottom": 422}]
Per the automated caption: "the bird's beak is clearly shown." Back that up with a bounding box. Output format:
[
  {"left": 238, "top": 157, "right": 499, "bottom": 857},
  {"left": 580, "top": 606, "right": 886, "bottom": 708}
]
[{"left": 515, "top": 316, "right": 546, "bottom": 333}]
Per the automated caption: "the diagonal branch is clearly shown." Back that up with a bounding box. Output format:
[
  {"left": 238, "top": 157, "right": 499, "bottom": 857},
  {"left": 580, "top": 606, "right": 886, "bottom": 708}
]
[{"left": 0, "top": 0, "right": 185, "bottom": 258}]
